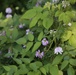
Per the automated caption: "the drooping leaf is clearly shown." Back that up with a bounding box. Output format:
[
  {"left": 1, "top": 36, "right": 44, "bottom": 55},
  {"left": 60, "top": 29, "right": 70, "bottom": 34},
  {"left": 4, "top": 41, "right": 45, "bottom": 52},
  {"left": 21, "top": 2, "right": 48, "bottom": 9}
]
[
  {"left": 28, "top": 33, "right": 34, "bottom": 41},
  {"left": 40, "top": 67, "right": 46, "bottom": 75}
]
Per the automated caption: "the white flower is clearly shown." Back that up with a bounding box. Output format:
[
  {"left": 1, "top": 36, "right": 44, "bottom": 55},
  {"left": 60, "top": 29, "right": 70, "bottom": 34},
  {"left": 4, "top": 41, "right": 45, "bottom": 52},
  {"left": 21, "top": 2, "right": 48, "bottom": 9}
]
[
  {"left": 26, "top": 29, "right": 33, "bottom": 35},
  {"left": 5, "top": 7, "right": 12, "bottom": 13},
  {"left": 68, "top": 23, "right": 72, "bottom": 26},
  {"left": 6, "top": 14, "right": 12, "bottom": 18},
  {"left": 54, "top": 47, "right": 63, "bottom": 54}
]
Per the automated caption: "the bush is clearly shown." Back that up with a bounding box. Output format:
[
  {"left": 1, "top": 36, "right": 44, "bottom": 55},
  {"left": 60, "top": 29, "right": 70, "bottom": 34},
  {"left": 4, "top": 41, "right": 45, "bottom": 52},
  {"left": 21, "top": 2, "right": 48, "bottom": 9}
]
[{"left": 0, "top": 0, "right": 76, "bottom": 75}]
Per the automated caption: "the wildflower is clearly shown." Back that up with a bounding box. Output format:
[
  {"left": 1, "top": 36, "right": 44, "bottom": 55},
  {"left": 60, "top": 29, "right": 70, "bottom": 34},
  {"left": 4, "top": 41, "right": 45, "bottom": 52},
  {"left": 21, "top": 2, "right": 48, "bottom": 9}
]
[
  {"left": 5, "top": 7, "right": 12, "bottom": 14},
  {"left": 68, "top": 23, "right": 72, "bottom": 26},
  {"left": 6, "top": 14, "right": 12, "bottom": 18},
  {"left": 42, "top": 38, "right": 49, "bottom": 46},
  {"left": 35, "top": 2, "right": 39, "bottom": 7},
  {"left": 19, "top": 24, "right": 24, "bottom": 28},
  {"left": 35, "top": 50, "right": 44, "bottom": 58},
  {"left": 54, "top": 47, "right": 63, "bottom": 54},
  {"left": 62, "top": 1, "right": 70, "bottom": 8},
  {"left": 26, "top": 29, "right": 33, "bottom": 35}
]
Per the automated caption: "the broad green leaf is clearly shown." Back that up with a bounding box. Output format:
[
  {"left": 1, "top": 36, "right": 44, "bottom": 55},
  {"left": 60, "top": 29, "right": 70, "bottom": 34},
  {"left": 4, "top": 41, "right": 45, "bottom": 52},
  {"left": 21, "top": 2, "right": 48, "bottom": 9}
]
[
  {"left": 21, "top": 58, "right": 31, "bottom": 64},
  {"left": 21, "top": 9, "right": 36, "bottom": 19},
  {"left": 38, "top": 31, "right": 43, "bottom": 41},
  {"left": 41, "top": 11, "right": 49, "bottom": 19},
  {"left": 55, "top": 11, "right": 62, "bottom": 17},
  {"left": 30, "top": 13, "right": 42, "bottom": 28},
  {"left": 43, "top": 17, "right": 53, "bottom": 29},
  {"left": 35, "top": 61, "right": 43, "bottom": 68},
  {"left": 69, "top": 59, "right": 76, "bottom": 66},
  {"left": 69, "top": 0, "right": 76, "bottom": 4},
  {"left": 3, "top": 66, "right": 10, "bottom": 71},
  {"left": 12, "top": 28, "right": 18, "bottom": 39},
  {"left": 29, "top": 63, "right": 38, "bottom": 71},
  {"left": 27, "top": 72, "right": 34, "bottom": 75},
  {"left": 32, "top": 42, "right": 41, "bottom": 52},
  {"left": 62, "top": 31, "right": 72, "bottom": 42},
  {"left": 28, "top": 33, "right": 34, "bottom": 41},
  {"left": 16, "top": 37, "right": 26, "bottom": 44},
  {"left": 25, "top": 42, "right": 33, "bottom": 52},
  {"left": 50, "top": 65, "right": 59, "bottom": 75},
  {"left": 61, "top": 60, "right": 69, "bottom": 70},
  {"left": 59, "top": 12, "right": 65, "bottom": 21},
  {"left": 52, "top": 55, "right": 63, "bottom": 65},
  {"left": 67, "top": 66, "right": 75, "bottom": 75},
  {"left": 13, "top": 58, "right": 22, "bottom": 64},
  {"left": 59, "top": 70, "right": 63, "bottom": 75},
  {"left": 40, "top": 67, "right": 46, "bottom": 75},
  {"left": 68, "top": 35, "right": 76, "bottom": 48}
]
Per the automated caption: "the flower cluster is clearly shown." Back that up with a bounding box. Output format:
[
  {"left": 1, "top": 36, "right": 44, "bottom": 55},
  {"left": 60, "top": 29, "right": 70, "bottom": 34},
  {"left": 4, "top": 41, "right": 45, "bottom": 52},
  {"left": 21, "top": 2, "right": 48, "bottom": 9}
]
[
  {"left": 35, "top": 50, "right": 44, "bottom": 59},
  {"left": 62, "top": 1, "right": 70, "bottom": 8},
  {"left": 19, "top": 24, "right": 25, "bottom": 29},
  {"left": 5, "top": 7, "right": 12, "bottom": 18}
]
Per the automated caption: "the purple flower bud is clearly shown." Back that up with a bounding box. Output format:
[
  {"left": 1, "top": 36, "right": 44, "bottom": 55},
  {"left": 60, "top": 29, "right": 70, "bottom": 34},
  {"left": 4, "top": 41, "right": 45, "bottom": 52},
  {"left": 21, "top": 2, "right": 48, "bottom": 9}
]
[
  {"left": 54, "top": 47, "right": 63, "bottom": 54},
  {"left": 35, "top": 50, "right": 44, "bottom": 59},
  {"left": 5, "top": 7, "right": 12, "bottom": 14},
  {"left": 42, "top": 38, "right": 49, "bottom": 46}
]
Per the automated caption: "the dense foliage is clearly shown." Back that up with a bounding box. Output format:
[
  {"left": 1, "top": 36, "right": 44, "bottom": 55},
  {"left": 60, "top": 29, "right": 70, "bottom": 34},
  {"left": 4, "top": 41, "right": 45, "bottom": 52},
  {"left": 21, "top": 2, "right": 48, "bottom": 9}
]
[{"left": 0, "top": 0, "right": 76, "bottom": 75}]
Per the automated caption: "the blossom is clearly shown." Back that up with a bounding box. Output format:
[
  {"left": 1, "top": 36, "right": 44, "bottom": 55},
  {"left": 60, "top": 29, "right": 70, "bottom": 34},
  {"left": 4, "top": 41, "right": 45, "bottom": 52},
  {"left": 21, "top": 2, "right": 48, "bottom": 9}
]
[
  {"left": 42, "top": 38, "right": 49, "bottom": 46},
  {"left": 26, "top": 29, "right": 33, "bottom": 35},
  {"left": 62, "top": 1, "right": 70, "bottom": 8},
  {"left": 5, "top": 7, "right": 12, "bottom": 14},
  {"left": 68, "top": 23, "right": 72, "bottom": 26},
  {"left": 54, "top": 47, "right": 63, "bottom": 54},
  {"left": 35, "top": 2, "right": 39, "bottom": 7},
  {"left": 35, "top": 50, "right": 44, "bottom": 58},
  {"left": 6, "top": 14, "right": 12, "bottom": 18},
  {"left": 19, "top": 24, "right": 24, "bottom": 28}
]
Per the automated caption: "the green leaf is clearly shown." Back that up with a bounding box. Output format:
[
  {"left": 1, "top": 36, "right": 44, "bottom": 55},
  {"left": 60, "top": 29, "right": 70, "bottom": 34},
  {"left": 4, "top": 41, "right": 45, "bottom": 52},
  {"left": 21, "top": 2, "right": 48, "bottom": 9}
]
[
  {"left": 50, "top": 65, "right": 59, "bottom": 75},
  {"left": 40, "top": 67, "right": 46, "bottom": 75},
  {"left": 61, "top": 60, "right": 69, "bottom": 70},
  {"left": 59, "top": 70, "right": 63, "bottom": 75},
  {"left": 16, "top": 37, "right": 26, "bottom": 44},
  {"left": 27, "top": 72, "right": 35, "bottom": 75},
  {"left": 25, "top": 42, "right": 33, "bottom": 52},
  {"left": 43, "top": 17, "right": 53, "bottom": 29},
  {"left": 55, "top": 11, "right": 62, "bottom": 17},
  {"left": 29, "top": 63, "right": 38, "bottom": 71},
  {"left": 13, "top": 58, "right": 22, "bottom": 64},
  {"left": 21, "top": 9, "right": 36, "bottom": 19},
  {"left": 12, "top": 28, "right": 18, "bottom": 39},
  {"left": 21, "top": 58, "right": 31, "bottom": 64},
  {"left": 30, "top": 13, "right": 42, "bottom": 28},
  {"left": 0, "top": 12, "right": 2, "bottom": 18},
  {"left": 3, "top": 66, "right": 10, "bottom": 71},
  {"left": 28, "top": 33, "right": 34, "bottom": 41},
  {"left": 52, "top": 55, "right": 63, "bottom": 65},
  {"left": 69, "top": 59, "right": 76, "bottom": 66},
  {"left": 38, "top": 31, "right": 43, "bottom": 41},
  {"left": 67, "top": 66, "right": 75, "bottom": 75},
  {"left": 32, "top": 42, "right": 41, "bottom": 52},
  {"left": 62, "top": 31, "right": 72, "bottom": 42}
]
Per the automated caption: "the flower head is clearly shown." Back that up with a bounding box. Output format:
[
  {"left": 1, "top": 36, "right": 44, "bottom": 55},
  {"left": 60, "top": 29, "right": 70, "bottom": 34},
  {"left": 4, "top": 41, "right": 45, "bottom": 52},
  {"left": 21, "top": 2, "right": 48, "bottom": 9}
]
[
  {"left": 19, "top": 24, "right": 24, "bottom": 28},
  {"left": 6, "top": 14, "right": 12, "bottom": 18},
  {"left": 26, "top": 29, "right": 33, "bottom": 35},
  {"left": 68, "top": 23, "right": 72, "bottom": 26},
  {"left": 54, "top": 47, "right": 63, "bottom": 54},
  {"left": 42, "top": 38, "right": 49, "bottom": 46},
  {"left": 5, "top": 7, "right": 12, "bottom": 14},
  {"left": 35, "top": 50, "right": 44, "bottom": 59}
]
